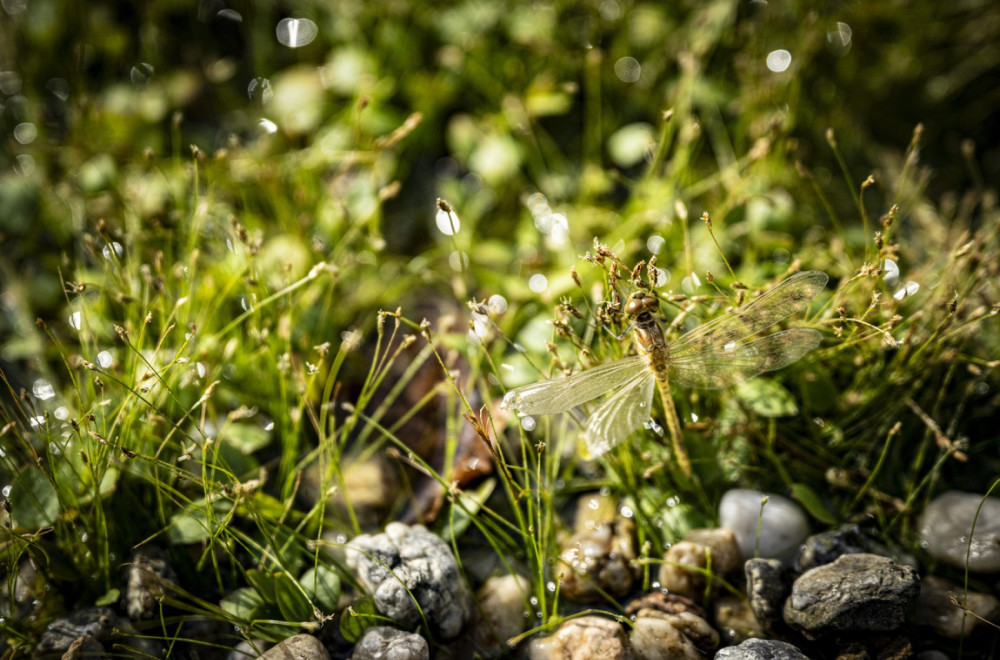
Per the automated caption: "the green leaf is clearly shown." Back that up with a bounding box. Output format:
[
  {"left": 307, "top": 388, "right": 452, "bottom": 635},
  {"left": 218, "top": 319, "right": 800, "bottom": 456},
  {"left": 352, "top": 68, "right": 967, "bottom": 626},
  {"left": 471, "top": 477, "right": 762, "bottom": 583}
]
[
  {"left": 299, "top": 565, "right": 341, "bottom": 614},
  {"left": 10, "top": 467, "right": 59, "bottom": 529},
  {"left": 790, "top": 483, "right": 838, "bottom": 525},
  {"left": 339, "top": 596, "right": 382, "bottom": 644},
  {"left": 95, "top": 588, "right": 120, "bottom": 606},
  {"left": 221, "top": 587, "right": 266, "bottom": 621},
  {"left": 220, "top": 422, "right": 271, "bottom": 455},
  {"left": 273, "top": 571, "right": 313, "bottom": 622},
  {"left": 246, "top": 569, "right": 277, "bottom": 603},
  {"left": 735, "top": 378, "right": 799, "bottom": 418}
]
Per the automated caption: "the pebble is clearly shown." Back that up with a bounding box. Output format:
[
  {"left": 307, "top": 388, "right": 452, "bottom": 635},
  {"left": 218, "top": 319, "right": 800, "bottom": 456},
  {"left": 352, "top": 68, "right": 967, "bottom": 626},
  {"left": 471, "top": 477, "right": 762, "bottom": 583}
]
[
  {"left": 658, "top": 528, "right": 741, "bottom": 597},
  {"left": 919, "top": 490, "right": 1000, "bottom": 572},
  {"left": 714, "top": 638, "right": 810, "bottom": 660},
  {"left": 34, "top": 607, "right": 162, "bottom": 657},
  {"left": 712, "top": 594, "right": 763, "bottom": 645},
  {"left": 719, "top": 489, "right": 810, "bottom": 560},
  {"left": 345, "top": 523, "right": 472, "bottom": 639},
  {"left": 350, "top": 627, "right": 428, "bottom": 660},
  {"left": 525, "top": 615, "right": 630, "bottom": 660},
  {"left": 560, "top": 494, "right": 638, "bottom": 603},
  {"left": 782, "top": 553, "right": 920, "bottom": 638},
  {"left": 794, "top": 524, "right": 872, "bottom": 572},
  {"left": 261, "top": 634, "right": 329, "bottom": 660},
  {"left": 125, "top": 545, "right": 177, "bottom": 620},
  {"left": 912, "top": 575, "right": 1000, "bottom": 639},
  {"left": 463, "top": 574, "right": 532, "bottom": 657},
  {"left": 629, "top": 609, "right": 703, "bottom": 660},
  {"left": 744, "top": 558, "right": 792, "bottom": 635}
]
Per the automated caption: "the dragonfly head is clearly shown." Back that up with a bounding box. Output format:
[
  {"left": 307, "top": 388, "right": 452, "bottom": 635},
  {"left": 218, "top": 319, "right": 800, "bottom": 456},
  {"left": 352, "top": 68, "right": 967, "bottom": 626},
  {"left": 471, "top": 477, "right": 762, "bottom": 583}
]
[{"left": 624, "top": 291, "right": 659, "bottom": 317}]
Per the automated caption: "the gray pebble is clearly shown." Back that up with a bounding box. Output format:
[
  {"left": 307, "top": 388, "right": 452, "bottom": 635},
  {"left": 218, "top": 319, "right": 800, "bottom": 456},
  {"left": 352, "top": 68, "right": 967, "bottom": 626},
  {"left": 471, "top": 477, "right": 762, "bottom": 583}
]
[
  {"left": 919, "top": 491, "right": 1000, "bottom": 573},
  {"left": 719, "top": 489, "right": 810, "bottom": 560},
  {"left": 744, "top": 558, "right": 792, "bottom": 635},
  {"left": 345, "top": 523, "right": 471, "bottom": 639},
  {"left": 714, "top": 638, "right": 811, "bottom": 660},
  {"left": 260, "top": 634, "right": 329, "bottom": 660},
  {"left": 783, "top": 553, "right": 920, "bottom": 638},
  {"left": 125, "top": 545, "right": 177, "bottom": 620},
  {"left": 351, "top": 627, "right": 428, "bottom": 660},
  {"left": 794, "top": 525, "right": 872, "bottom": 572},
  {"left": 912, "top": 575, "right": 1000, "bottom": 639}
]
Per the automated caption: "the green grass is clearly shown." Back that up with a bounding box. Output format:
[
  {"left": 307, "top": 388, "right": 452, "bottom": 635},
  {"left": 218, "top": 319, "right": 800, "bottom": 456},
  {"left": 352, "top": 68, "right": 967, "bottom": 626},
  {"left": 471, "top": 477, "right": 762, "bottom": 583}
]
[{"left": 2, "top": 0, "right": 999, "bottom": 656}]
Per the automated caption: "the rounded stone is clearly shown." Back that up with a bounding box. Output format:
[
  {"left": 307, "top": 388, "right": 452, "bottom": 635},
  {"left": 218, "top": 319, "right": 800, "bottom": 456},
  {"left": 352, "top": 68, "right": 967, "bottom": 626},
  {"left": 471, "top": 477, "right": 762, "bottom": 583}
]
[
  {"left": 350, "top": 627, "right": 427, "bottom": 660},
  {"left": 719, "top": 489, "right": 810, "bottom": 560},
  {"left": 919, "top": 491, "right": 1000, "bottom": 573},
  {"left": 715, "top": 638, "right": 810, "bottom": 659},
  {"left": 658, "top": 528, "right": 741, "bottom": 597},
  {"left": 261, "top": 634, "right": 329, "bottom": 660},
  {"left": 525, "top": 615, "right": 630, "bottom": 660}
]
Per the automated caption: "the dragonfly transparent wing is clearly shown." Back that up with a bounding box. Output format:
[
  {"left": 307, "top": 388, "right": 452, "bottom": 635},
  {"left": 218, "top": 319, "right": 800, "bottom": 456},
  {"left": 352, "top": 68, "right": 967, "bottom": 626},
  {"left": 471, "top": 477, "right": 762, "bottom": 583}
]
[
  {"left": 668, "top": 328, "right": 823, "bottom": 389},
  {"left": 584, "top": 369, "right": 656, "bottom": 456},
  {"left": 668, "top": 270, "right": 828, "bottom": 362},
  {"left": 501, "top": 355, "right": 646, "bottom": 415}
]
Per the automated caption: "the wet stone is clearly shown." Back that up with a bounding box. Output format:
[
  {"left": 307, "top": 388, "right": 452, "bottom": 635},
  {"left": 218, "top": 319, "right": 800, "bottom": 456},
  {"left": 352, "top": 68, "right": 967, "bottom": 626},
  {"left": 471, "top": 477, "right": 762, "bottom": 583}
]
[
  {"left": 125, "top": 545, "right": 177, "bottom": 619},
  {"left": 745, "top": 558, "right": 793, "bottom": 635},
  {"left": 713, "top": 594, "right": 764, "bottom": 645},
  {"left": 350, "top": 627, "right": 428, "bottom": 660},
  {"left": 35, "top": 606, "right": 161, "bottom": 657},
  {"left": 525, "top": 615, "right": 630, "bottom": 660},
  {"left": 783, "top": 553, "right": 920, "bottom": 639},
  {"left": 464, "top": 574, "right": 531, "bottom": 658},
  {"left": 260, "top": 634, "right": 329, "bottom": 660},
  {"left": 912, "top": 575, "right": 1000, "bottom": 639},
  {"left": 345, "top": 523, "right": 471, "bottom": 640},
  {"left": 719, "top": 489, "right": 810, "bottom": 560},
  {"left": 795, "top": 524, "right": 873, "bottom": 572},
  {"left": 560, "top": 494, "right": 638, "bottom": 603},
  {"left": 919, "top": 491, "right": 1000, "bottom": 573},
  {"left": 714, "top": 638, "right": 811, "bottom": 660},
  {"left": 659, "top": 528, "right": 741, "bottom": 598},
  {"left": 625, "top": 590, "right": 707, "bottom": 620}
]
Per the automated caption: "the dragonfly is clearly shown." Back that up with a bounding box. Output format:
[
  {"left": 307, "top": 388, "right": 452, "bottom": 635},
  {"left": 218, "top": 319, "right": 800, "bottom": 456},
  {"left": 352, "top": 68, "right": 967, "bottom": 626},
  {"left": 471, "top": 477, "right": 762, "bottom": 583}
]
[{"left": 501, "top": 270, "right": 829, "bottom": 476}]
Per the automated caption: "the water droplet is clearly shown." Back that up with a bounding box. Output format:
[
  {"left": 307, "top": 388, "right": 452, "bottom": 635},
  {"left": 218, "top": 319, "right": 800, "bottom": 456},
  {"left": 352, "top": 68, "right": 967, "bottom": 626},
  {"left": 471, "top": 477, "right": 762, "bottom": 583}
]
[
  {"left": 599, "top": 0, "right": 622, "bottom": 21},
  {"left": 102, "top": 242, "right": 124, "bottom": 260},
  {"left": 520, "top": 416, "right": 536, "bottom": 432},
  {"left": 651, "top": 266, "right": 668, "bottom": 287},
  {"left": 723, "top": 341, "right": 736, "bottom": 352},
  {"left": 448, "top": 250, "right": 468, "bottom": 272},
  {"left": 69, "top": 311, "right": 82, "bottom": 330},
  {"left": 546, "top": 581, "right": 556, "bottom": 592},
  {"left": 435, "top": 206, "right": 461, "bottom": 235},
  {"left": 29, "top": 415, "right": 45, "bottom": 428},
  {"left": 0, "top": 71, "right": 21, "bottom": 94},
  {"left": 766, "top": 49, "right": 792, "bottom": 73},
  {"left": 827, "top": 22, "right": 853, "bottom": 53},
  {"left": 488, "top": 294, "right": 508, "bottom": 315},
  {"left": 1, "top": 485, "right": 10, "bottom": 497},
  {"left": 45, "top": 78, "right": 70, "bottom": 101},
  {"left": 196, "top": 362, "right": 206, "bottom": 378},
  {"left": 528, "top": 274, "right": 548, "bottom": 293},
  {"left": 894, "top": 281, "right": 919, "bottom": 300},
  {"left": 97, "top": 351, "right": 113, "bottom": 369},
  {"left": 248, "top": 77, "right": 273, "bottom": 103},
  {"left": 259, "top": 118, "right": 278, "bottom": 134},
  {"left": 14, "top": 154, "right": 34, "bottom": 176},
  {"left": 620, "top": 505, "right": 634, "bottom": 518},
  {"left": 33, "top": 379, "right": 55, "bottom": 400},
  {"left": 13, "top": 122, "right": 36, "bottom": 144},
  {"left": 883, "top": 259, "right": 900, "bottom": 287},
  {"left": 54, "top": 407, "right": 69, "bottom": 420},
  {"left": 217, "top": 8, "right": 242, "bottom": 22},
  {"left": 614, "top": 56, "right": 641, "bottom": 83},
  {"left": 691, "top": 411, "right": 699, "bottom": 422},
  {"left": 276, "top": 17, "right": 318, "bottom": 48},
  {"left": 646, "top": 234, "right": 665, "bottom": 254},
  {"left": 130, "top": 63, "right": 155, "bottom": 86}
]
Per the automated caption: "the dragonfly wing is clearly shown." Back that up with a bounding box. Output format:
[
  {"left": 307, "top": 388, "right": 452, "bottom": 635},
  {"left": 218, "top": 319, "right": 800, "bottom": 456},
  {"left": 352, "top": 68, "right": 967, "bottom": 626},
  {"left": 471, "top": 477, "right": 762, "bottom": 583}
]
[
  {"left": 669, "top": 270, "right": 828, "bottom": 360},
  {"left": 501, "top": 355, "right": 647, "bottom": 415},
  {"left": 668, "top": 328, "right": 823, "bottom": 389},
  {"left": 584, "top": 370, "right": 656, "bottom": 457}
]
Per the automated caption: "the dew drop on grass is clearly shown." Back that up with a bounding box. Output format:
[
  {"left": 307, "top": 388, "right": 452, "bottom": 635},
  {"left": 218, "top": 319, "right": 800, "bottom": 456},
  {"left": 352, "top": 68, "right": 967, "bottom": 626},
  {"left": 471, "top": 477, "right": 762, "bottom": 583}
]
[
  {"left": 827, "top": 22, "right": 853, "bottom": 53},
  {"left": 97, "top": 351, "right": 113, "bottom": 369},
  {"left": 681, "top": 273, "right": 701, "bottom": 294},
  {"left": 130, "top": 63, "right": 154, "bottom": 86},
  {"left": 650, "top": 266, "right": 668, "bottom": 287},
  {"left": 259, "top": 118, "right": 278, "bottom": 134},
  {"left": 614, "top": 56, "right": 641, "bottom": 83},
  {"left": 69, "top": 312, "right": 82, "bottom": 330},
  {"left": 646, "top": 234, "right": 665, "bottom": 254},
  {"left": 46, "top": 78, "right": 69, "bottom": 101},
  {"left": 102, "top": 242, "right": 124, "bottom": 260},
  {"left": 488, "top": 294, "right": 508, "bottom": 315},
  {"left": 528, "top": 274, "right": 548, "bottom": 293},
  {"left": 29, "top": 416, "right": 45, "bottom": 427},
  {"left": 448, "top": 250, "right": 468, "bottom": 271},
  {"left": 14, "top": 154, "right": 34, "bottom": 176},
  {"left": 520, "top": 416, "right": 536, "bottom": 432},
  {"left": 217, "top": 8, "right": 242, "bottom": 22},
  {"left": 435, "top": 206, "right": 461, "bottom": 235},
  {"left": 13, "top": 122, "right": 36, "bottom": 144},
  {"left": 276, "top": 18, "right": 318, "bottom": 48},
  {"left": 766, "top": 49, "right": 792, "bottom": 73},
  {"left": 54, "top": 407, "right": 68, "bottom": 420},
  {"left": 32, "top": 379, "right": 55, "bottom": 401},
  {"left": 196, "top": 362, "right": 206, "bottom": 378},
  {"left": 248, "top": 77, "right": 272, "bottom": 103}
]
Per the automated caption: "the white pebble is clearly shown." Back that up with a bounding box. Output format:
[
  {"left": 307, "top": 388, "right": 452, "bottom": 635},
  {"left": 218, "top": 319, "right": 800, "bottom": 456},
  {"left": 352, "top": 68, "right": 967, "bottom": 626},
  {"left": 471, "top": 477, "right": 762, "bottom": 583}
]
[
  {"left": 919, "top": 491, "right": 1000, "bottom": 573},
  {"left": 719, "top": 489, "right": 810, "bottom": 560}
]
